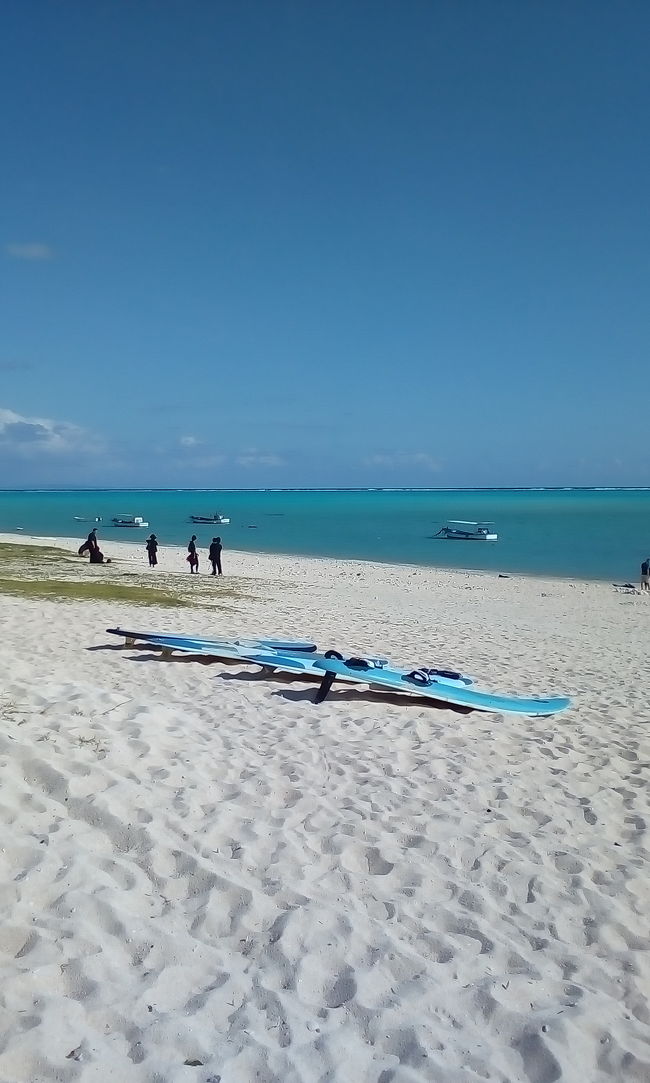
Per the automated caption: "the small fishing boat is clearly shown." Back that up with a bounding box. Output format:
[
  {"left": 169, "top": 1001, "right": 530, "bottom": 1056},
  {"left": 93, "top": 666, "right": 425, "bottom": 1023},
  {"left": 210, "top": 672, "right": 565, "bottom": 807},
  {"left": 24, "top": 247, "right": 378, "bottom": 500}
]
[
  {"left": 74, "top": 516, "right": 102, "bottom": 523},
  {"left": 189, "top": 511, "right": 230, "bottom": 524},
  {"left": 433, "top": 521, "right": 498, "bottom": 542},
  {"left": 112, "top": 515, "right": 149, "bottom": 528}
]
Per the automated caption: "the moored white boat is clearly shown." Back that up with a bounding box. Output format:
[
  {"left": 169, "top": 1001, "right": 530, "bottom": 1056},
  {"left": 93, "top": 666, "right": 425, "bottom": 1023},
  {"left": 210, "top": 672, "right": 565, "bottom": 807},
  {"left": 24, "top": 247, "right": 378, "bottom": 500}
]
[
  {"left": 433, "top": 521, "right": 498, "bottom": 542},
  {"left": 112, "top": 515, "right": 149, "bottom": 528},
  {"left": 189, "top": 512, "right": 230, "bottom": 524}
]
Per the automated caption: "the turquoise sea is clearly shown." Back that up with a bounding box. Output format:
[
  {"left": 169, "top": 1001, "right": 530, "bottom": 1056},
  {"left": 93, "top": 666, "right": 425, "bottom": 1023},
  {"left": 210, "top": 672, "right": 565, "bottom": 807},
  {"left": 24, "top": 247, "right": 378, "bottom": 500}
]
[{"left": 0, "top": 488, "right": 648, "bottom": 582}]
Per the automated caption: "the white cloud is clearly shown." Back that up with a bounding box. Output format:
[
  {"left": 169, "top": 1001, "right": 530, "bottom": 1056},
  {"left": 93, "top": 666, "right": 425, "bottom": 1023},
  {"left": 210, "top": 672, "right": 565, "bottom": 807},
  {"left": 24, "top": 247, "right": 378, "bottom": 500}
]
[
  {"left": 363, "top": 452, "right": 441, "bottom": 472},
  {"left": 410, "top": 452, "right": 441, "bottom": 471},
  {"left": 5, "top": 243, "right": 54, "bottom": 261},
  {"left": 236, "top": 449, "right": 285, "bottom": 468},
  {"left": 0, "top": 407, "right": 89, "bottom": 457},
  {"left": 179, "top": 435, "right": 199, "bottom": 447}
]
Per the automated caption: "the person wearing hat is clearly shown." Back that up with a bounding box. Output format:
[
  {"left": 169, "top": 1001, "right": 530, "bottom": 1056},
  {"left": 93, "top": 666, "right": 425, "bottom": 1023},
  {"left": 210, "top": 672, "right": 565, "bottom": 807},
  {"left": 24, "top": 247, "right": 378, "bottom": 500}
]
[{"left": 146, "top": 533, "right": 158, "bottom": 568}]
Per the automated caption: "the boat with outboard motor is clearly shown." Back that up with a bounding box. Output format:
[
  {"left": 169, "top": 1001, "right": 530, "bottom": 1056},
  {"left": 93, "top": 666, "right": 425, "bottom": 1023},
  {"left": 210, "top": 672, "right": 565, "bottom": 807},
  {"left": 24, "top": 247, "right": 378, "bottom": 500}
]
[
  {"left": 433, "top": 521, "right": 498, "bottom": 541},
  {"left": 111, "top": 515, "right": 149, "bottom": 528},
  {"left": 189, "top": 511, "right": 230, "bottom": 524}
]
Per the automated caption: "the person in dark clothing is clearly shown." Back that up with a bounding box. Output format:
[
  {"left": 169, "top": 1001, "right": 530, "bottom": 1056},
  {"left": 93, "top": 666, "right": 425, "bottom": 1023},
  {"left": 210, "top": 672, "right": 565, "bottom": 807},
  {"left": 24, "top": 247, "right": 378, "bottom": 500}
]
[
  {"left": 641, "top": 557, "right": 650, "bottom": 591},
  {"left": 89, "top": 548, "right": 110, "bottom": 564},
  {"left": 78, "top": 529, "right": 100, "bottom": 558},
  {"left": 187, "top": 534, "right": 199, "bottom": 573},
  {"left": 146, "top": 534, "right": 158, "bottom": 567},
  {"left": 209, "top": 536, "right": 223, "bottom": 576},
  {"left": 76, "top": 528, "right": 110, "bottom": 563}
]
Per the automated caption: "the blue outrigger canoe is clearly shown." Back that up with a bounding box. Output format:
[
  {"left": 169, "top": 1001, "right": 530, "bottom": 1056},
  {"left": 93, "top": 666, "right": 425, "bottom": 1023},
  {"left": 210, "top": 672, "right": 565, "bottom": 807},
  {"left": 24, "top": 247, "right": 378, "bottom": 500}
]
[{"left": 105, "top": 628, "right": 570, "bottom": 713}]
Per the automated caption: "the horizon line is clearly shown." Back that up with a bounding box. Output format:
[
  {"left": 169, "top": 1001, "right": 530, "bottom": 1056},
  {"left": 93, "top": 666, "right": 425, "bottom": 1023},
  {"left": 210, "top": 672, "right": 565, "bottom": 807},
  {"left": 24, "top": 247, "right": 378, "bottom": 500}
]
[{"left": 1, "top": 486, "right": 649, "bottom": 494}]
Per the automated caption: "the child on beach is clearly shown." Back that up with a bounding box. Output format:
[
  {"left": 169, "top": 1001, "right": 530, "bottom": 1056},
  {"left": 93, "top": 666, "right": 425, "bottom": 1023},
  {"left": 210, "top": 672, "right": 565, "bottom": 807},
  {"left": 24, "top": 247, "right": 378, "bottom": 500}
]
[
  {"left": 187, "top": 535, "right": 199, "bottom": 573},
  {"left": 89, "top": 549, "right": 110, "bottom": 564}
]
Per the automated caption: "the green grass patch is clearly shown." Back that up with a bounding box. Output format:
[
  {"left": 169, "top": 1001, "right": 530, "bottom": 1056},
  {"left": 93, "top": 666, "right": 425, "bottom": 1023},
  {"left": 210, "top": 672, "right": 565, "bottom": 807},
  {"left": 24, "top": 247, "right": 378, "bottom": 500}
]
[
  {"left": 0, "top": 577, "right": 188, "bottom": 606},
  {"left": 0, "top": 542, "right": 80, "bottom": 565},
  {"left": 0, "top": 541, "right": 255, "bottom": 609}
]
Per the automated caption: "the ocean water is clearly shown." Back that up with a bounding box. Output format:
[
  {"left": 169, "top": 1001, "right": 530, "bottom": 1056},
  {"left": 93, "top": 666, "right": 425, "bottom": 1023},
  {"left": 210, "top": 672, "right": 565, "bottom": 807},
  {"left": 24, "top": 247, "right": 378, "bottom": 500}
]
[{"left": 0, "top": 488, "right": 648, "bottom": 582}]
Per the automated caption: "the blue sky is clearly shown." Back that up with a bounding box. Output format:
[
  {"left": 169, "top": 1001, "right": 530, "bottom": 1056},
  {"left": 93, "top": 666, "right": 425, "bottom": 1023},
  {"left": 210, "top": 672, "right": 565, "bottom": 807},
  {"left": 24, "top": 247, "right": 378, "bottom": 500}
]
[{"left": 1, "top": 1, "right": 649, "bottom": 487}]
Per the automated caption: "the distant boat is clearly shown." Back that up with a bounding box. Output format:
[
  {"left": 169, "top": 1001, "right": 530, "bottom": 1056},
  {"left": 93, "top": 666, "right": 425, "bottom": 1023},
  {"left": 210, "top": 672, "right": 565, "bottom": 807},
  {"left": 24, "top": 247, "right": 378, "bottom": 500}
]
[
  {"left": 189, "top": 511, "right": 230, "bottom": 524},
  {"left": 433, "top": 521, "right": 498, "bottom": 542},
  {"left": 112, "top": 515, "right": 149, "bottom": 528},
  {"left": 74, "top": 516, "right": 102, "bottom": 522}
]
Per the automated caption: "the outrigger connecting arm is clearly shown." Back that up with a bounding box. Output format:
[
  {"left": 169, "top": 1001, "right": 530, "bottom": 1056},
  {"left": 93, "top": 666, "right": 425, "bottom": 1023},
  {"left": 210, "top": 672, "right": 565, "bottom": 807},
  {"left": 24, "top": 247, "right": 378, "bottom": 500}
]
[{"left": 314, "top": 670, "right": 337, "bottom": 704}]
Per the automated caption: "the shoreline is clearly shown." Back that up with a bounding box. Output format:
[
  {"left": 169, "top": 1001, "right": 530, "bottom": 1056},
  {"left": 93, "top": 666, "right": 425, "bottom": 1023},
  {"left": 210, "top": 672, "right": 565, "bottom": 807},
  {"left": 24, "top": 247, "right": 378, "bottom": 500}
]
[
  {"left": 0, "top": 530, "right": 629, "bottom": 590},
  {"left": 2, "top": 484, "right": 646, "bottom": 583}
]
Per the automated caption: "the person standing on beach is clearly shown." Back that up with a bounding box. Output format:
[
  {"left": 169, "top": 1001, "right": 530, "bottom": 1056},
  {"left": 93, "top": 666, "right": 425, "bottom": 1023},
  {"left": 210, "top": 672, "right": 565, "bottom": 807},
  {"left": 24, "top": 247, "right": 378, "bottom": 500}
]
[
  {"left": 641, "top": 557, "right": 650, "bottom": 591},
  {"left": 146, "top": 534, "right": 158, "bottom": 568},
  {"left": 187, "top": 534, "right": 199, "bottom": 573},
  {"left": 78, "top": 529, "right": 100, "bottom": 558},
  {"left": 209, "top": 536, "right": 223, "bottom": 576}
]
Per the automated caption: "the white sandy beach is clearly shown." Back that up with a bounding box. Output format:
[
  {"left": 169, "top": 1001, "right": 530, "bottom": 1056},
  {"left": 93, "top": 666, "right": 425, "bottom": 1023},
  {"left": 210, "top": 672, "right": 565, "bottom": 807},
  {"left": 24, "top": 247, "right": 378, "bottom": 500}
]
[{"left": 0, "top": 533, "right": 648, "bottom": 1082}]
